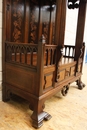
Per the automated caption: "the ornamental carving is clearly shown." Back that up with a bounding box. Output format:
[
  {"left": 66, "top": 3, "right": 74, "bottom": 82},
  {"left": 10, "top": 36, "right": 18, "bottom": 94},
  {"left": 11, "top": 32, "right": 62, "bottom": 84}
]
[
  {"left": 12, "top": 0, "right": 23, "bottom": 42},
  {"left": 68, "top": 0, "right": 80, "bottom": 9},
  {"left": 29, "top": 1, "right": 39, "bottom": 44},
  {"left": 42, "top": 22, "right": 49, "bottom": 43}
]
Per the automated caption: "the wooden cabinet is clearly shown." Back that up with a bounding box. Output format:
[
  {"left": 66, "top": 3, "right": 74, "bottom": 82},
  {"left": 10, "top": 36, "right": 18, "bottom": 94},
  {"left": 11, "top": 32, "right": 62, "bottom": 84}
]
[{"left": 2, "top": 0, "right": 86, "bottom": 128}]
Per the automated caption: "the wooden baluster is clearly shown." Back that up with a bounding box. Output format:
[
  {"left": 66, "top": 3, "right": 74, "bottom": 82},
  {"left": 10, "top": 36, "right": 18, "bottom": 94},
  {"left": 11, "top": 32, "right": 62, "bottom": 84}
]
[
  {"left": 68, "top": 47, "right": 70, "bottom": 57},
  {"left": 25, "top": 48, "right": 27, "bottom": 64},
  {"left": 46, "top": 49, "right": 48, "bottom": 66},
  {"left": 20, "top": 50, "right": 22, "bottom": 63},
  {"left": 65, "top": 46, "right": 67, "bottom": 57},
  {"left": 31, "top": 51, "right": 33, "bottom": 65},
  {"left": 73, "top": 47, "right": 75, "bottom": 57},
  {"left": 48, "top": 49, "right": 51, "bottom": 65},
  {"left": 14, "top": 47, "right": 16, "bottom": 62},
  {"left": 51, "top": 49, "right": 54, "bottom": 65},
  {"left": 50, "top": 49, "right": 53, "bottom": 65},
  {"left": 53, "top": 49, "right": 56, "bottom": 64}
]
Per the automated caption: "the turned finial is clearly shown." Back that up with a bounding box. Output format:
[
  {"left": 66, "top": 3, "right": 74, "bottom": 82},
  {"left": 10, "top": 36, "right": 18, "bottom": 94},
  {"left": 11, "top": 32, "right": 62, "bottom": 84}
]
[
  {"left": 40, "top": 35, "right": 46, "bottom": 44},
  {"left": 83, "top": 42, "right": 85, "bottom": 46},
  {"left": 68, "top": 0, "right": 80, "bottom": 9}
]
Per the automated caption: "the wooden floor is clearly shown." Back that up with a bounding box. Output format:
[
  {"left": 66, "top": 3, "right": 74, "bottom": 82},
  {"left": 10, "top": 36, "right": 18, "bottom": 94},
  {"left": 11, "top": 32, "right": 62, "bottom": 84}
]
[{"left": 0, "top": 64, "right": 87, "bottom": 130}]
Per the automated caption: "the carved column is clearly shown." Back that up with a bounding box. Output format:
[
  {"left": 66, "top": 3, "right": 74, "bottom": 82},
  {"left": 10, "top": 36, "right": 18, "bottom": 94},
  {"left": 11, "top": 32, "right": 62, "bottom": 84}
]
[
  {"left": 36, "top": 35, "right": 45, "bottom": 96},
  {"left": 55, "top": 0, "right": 66, "bottom": 46},
  {"left": 55, "top": 0, "right": 66, "bottom": 82},
  {"left": 75, "top": 0, "right": 86, "bottom": 61},
  {"left": 75, "top": 0, "right": 86, "bottom": 89}
]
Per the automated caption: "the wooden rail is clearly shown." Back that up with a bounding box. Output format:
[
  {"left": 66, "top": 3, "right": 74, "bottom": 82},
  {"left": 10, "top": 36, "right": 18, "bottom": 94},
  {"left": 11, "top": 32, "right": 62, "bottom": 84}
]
[
  {"left": 63, "top": 45, "right": 75, "bottom": 58},
  {"left": 44, "top": 45, "right": 57, "bottom": 66},
  {"left": 5, "top": 42, "right": 38, "bottom": 67},
  {"left": 5, "top": 42, "right": 57, "bottom": 68}
]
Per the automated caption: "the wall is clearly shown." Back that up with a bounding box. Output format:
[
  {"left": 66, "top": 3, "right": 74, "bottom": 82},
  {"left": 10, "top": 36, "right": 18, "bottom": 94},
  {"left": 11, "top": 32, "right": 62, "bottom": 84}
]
[
  {"left": 65, "top": 7, "right": 87, "bottom": 63},
  {"left": 84, "top": 7, "right": 87, "bottom": 63},
  {"left": 0, "top": 0, "right": 2, "bottom": 101},
  {"left": 64, "top": 8, "right": 78, "bottom": 45}
]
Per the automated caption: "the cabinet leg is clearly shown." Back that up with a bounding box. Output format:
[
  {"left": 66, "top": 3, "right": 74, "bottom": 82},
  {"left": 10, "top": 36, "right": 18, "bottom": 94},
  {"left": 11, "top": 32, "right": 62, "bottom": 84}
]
[
  {"left": 2, "top": 87, "right": 11, "bottom": 102},
  {"left": 31, "top": 101, "right": 52, "bottom": 128},
  {"left": 76, "top": 78, "right": 85, "bottom": 90}
]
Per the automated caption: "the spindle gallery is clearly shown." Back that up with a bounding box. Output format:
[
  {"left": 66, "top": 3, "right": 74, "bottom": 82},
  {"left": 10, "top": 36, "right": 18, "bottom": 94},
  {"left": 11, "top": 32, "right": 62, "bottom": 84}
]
[{"left": 2, "top": 0, "right": 87, "bottom": 128}]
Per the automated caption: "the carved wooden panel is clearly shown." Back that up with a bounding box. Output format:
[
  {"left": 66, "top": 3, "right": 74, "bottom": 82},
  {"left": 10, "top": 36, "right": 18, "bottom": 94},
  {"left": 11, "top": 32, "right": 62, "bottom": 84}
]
[
  {"left": 6, "top": 64, "right": 37, "bottom": 94},
  {"left": 70, "top": 66, "right": 75, "bottom": 76},
  {"left": 43, "top": 73, "right": 54, "bottom": 89},
  {"left": 51, "top": 5, "right": 56, "bottom": 44},
  {"left": 43, "top": 65, "right": 55, "bottom": 90},
  {"left": 57, "top": 70, "right": 65, "bottom": 82},
  {"left": 29, "top": 0, "right": 39, "bottom": 44},
  {"left": 41, "top": 1, "right": 51, "bottom": 43},
  {"left": 6, "top": 0, "right": 11, "bottom": 41},
  {"left": 65, "top": 67, "right": 70, "bottom": 78},
  {"left": 11, "top": 0, "right": 25, "bottom": 42}
]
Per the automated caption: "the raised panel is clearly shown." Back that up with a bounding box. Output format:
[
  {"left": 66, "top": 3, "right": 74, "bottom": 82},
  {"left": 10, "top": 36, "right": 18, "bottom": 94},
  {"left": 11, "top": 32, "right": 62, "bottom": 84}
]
[
  {"left": 58, "top": 70, "right": 65, "bottom": 82},
  {"left": 65, "top": 67, "right": 70, "bottom": 78},
  {"left": 44, "top": 74, "right": 53, "bottom": 89},
  {"left": 11, "top": 0, "right": 25, "bottom": 42},
  {"left": 6, "top": 65, "right": 36, "bottom": 94},
  {"left": 29, "top": 0, "right": 39, "bottom": 44},
  {"left": 43, "top": 65, "right": 55, "bottom": 90},
  {"left": 70, "top": 66, "right": 75, "bottom": 76},
  {"left": 41, "top": 4, "right": 50, "bottom": 43}
]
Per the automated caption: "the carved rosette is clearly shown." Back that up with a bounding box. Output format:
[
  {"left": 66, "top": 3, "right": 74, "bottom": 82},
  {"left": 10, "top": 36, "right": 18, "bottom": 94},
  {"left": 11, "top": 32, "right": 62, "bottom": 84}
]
[{"left": 12, "top": 0, "right": 23, "bottom": 42}]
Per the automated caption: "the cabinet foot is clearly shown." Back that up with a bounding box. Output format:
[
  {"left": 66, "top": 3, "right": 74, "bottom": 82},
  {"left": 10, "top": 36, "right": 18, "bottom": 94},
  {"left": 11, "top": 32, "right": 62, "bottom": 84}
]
[
  {"left": 32, "top": 112, "right": 52, "bottom": 128},
  {"left": 61, "top": 85, "right": 69, "bottom": 96},
  {"left": 76, "top": 79, "right": 85, "bottom": 90}
]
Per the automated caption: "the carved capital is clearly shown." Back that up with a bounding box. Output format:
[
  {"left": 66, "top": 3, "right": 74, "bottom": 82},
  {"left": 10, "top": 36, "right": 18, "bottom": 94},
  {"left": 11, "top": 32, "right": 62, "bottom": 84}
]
[{"left": 68, "top": 0, "right": 80, "bottom": 9}]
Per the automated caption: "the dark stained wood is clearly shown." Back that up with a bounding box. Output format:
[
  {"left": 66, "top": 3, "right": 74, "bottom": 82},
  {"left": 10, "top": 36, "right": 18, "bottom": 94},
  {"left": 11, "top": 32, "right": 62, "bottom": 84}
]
[
  {"left": 6, "top": 0, "right": 11, "bottom": 41},
  {"left": 55, "top": 0, "right": 62, "bottom": 45},
  {"left": 24, "top": 0, "right": 30, "bottom": 43},
  {"left": 2, "top": 0, "right": 86, "bottom": 128},
  {"left": 75, "top": 0, "right": 86, "bottom": 60}
]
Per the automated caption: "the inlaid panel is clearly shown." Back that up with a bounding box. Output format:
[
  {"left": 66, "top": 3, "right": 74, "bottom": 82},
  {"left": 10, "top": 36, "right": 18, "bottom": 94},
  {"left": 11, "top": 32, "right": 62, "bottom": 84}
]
[
  {"left": 29, "top": 0, "right": 39, "bottom": 44},
  {"left": 51, "top": 4, "right": 56, "bottom": 44},
  {"left": 44, "top": 74, "right": 53, "bottom": 89},
  {"left": 11, "top": 0, "right": 25, "bottom": 42},
  {"left": 57, "top": 70, "right": 65, "bottom": 82},
  {"left": 70, "top": 66, "right": 75, "bottom": 76},
  {"left": 41, "top": 2, "right": 50, "bottom": 43},
  {"left": 65, "top": 67, "right": 70, "bottom": 78}
]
